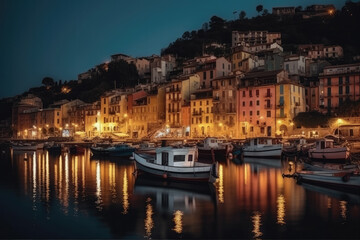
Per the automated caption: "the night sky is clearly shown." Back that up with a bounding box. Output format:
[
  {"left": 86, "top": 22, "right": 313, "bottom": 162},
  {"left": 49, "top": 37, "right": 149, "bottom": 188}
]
[{"left": 0, "top": 0, "right": 345, "bottom": 99}]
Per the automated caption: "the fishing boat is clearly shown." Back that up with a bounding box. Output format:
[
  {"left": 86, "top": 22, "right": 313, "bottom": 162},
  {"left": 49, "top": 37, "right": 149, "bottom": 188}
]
[
  {"left": 295, "top": 170, "right": 360, "bottom": 194},
  {"left": 11, "top": 142, "right": 43, "bottom": 151},
  {"left": 197, "top": 137, "right": 231, "bottom": 162},
  {"left": 242, "top": 137, "right": 282, "bottom": 158},
  {"left": 282, "top": 138, "right": 314, "bottom": 157},
  {"left": 90, "top": 143, "right": 135, "bottom": 157},
  {"left": 307, "top": 138, "right": 350, "bottom": 162},
  {"left": 133, "top": 146, "right": 219, "bottom": 183}
]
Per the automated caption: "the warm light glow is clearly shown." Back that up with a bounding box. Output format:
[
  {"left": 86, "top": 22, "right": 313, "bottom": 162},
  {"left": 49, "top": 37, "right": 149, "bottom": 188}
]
[
  {"left": 46, "top": 124, "right": 49, "bottom": 128},
  {"left": 252, "top": 211, "right": 263, "bottom": 239},
  {"left": 66, "top": 124, "right": 69, "bottom": 128},
  {"left": 337, "top": 118, "right": 343, "bottom": 124},
  {"left": 122, "top": 169, "right": 129, "bottom": 214},
  {"left": 276, "top": 194, "right": 286, "bottom": 225},
  {"left": 289, "top": 122, "right": 294, "bottom": 126},
  {"left": 123, "top": 113, "right": 128, "bottom": 118},
  {"left": 218, "top": 122, "right": 223, "bottom": 127},
  {"left": 329, "top": 9, "right": 334, "bottom": 15},
  {"left": 96, "top": 161, "right": 103, "bottom": 211},
  {"left": 340, "top": 200, "right": 347, "bottom": 221},
  {"left": 173, "top": 210, "right": 184, "bottom": 234},
  {"left": 277, "top": 120, "right": 282, "bottom": 124},
  {"left": 33, "top": 125, "right": 37, "bottom": 129},
  {"left": 218, "top": 164, "right": 224, "bottom": 203},
  {"left": 145, "top": 198, "right": 154, "bottom": 238}
]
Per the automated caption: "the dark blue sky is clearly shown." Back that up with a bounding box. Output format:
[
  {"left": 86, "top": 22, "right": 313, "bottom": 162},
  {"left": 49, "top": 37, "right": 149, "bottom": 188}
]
[{"left": 0, "top": 0, "right": 345, "bottom": 99}]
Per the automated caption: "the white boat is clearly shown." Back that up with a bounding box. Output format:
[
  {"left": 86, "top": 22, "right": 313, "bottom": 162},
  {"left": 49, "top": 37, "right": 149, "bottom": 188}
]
[
  {"left": 242, "top": 138, "right": 282, "bottom": 158},
  {"left": 133, "top": 146, "right": 219, "bottom": 183},
  {"left": 308, "top": 138, "right": 350, "bottom": 161},
  {"left": 295, "top": 170, "right": 360, "bottom": 194}
]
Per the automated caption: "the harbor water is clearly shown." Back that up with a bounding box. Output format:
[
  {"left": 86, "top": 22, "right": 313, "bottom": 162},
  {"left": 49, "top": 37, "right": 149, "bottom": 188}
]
[{"left": 0, "top": 149, "right": 359, "bottom": 239}]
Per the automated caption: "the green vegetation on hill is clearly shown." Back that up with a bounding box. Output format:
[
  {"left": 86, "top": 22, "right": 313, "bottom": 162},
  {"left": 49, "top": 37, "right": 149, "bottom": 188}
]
[{"left": 162, "top": 1, "right": 360, "bottom": 62}]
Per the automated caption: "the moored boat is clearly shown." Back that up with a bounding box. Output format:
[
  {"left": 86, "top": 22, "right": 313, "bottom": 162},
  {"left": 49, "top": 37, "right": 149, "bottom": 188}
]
[
  {"left": 243, "top": 137, "right": 282, "bottom": 158},
  {"left": 197, "top": 137, "right": 231, "bottom": 162},
  {"left": 11, "top": 142, "right": 43, "bottom": 151},
  {"left": 90, "top": 143, "right": 135, "bottom": 157},
  {"left": 133, "top": 146, "right": 219, "bottom": 183},
  {"left": 295, "top": 170, "right": 360, "bottom": 194},
  {"left": 308, "top": 138, "right": 350, "bottom": 162}
]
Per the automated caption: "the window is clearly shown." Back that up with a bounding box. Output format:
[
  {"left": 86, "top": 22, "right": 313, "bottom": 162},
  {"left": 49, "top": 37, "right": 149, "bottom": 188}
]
[
  {"left": 193, "top": 102, "right": 195, "bottom": 106},
  {"left": 210, "top": 71, "right": 213, "bottom": 79},
  {"left": 267, "top": 111, "right": 271, "bottom": 117},
  {"left": 339, "top": 86, "right": 343, "bottom": 95},
  {"left": 250, "top": 101, "right": 253, "bottom": 106},
  {"left": 242, "top": 101, "right": 245, "bottom": 106},
  {"left": 242, "top": 91, "right": 246, "bottom": 97},
  {"left": 346, "top": 76, "right": 350, "bottom": 84},
  {"left": 279, "top": 96, "right": 284, "bottom": 106},
  {"left": 222, "top": 91, "right": 225, "bottom": 97},
  {"left": 203, "top": 72, "right": 206, "bottom": 80},
  {"left": 174, "top": 155, "right": 185, "bottom": 162},
  {"left": 256, "top": 100, "right": 259, "bottom": 106},
  {"left": 249, "top": 90, "right": 252, "bottom": 97},
  {"left": 250, "top": 111, "right": 253, "bottom": 116},
  {"left": 188, "top": 155, "right": 193, "bottom": 162},
  {"left": 243, "top": 111, "right": 245, "bottom": 116},
  {"left": 327, "top": 87, "right": 331, "bottom": 96},
  {"left": 256, "top": 89, "right": 259, "bottom": 96},
  {"left": 103, "top": 98, "right": 106, "bottom": 104},
  {"left": 346, "top": 85, "right": 350, "bottom": 94},
  {"left": 200, "top": 101, "right": 202, "bottom": 106},
  {"left": 250, "top": 126, "right": 254, "bottom": 132},
  {"left": 327, "top": 78, "right": 331, "bottom": 86},
  {"left": 104, "top": 108, "right": 106, "bottom": 114},
  {"left": 257, "top": 110, "right": 260, "bottom": 115},
  {"left": 280, "top": 85, "right": 284, "bottom": 94},
  {"left": 339, "top": 77, "right": 343, "bottom": 85},
  {"left": 206, "top": 116, "right": 209, "bottom": 123}
]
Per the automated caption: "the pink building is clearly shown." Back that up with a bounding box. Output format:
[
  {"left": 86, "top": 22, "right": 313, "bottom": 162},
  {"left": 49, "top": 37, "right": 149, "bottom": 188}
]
[{"left": 319, "top": 63, "right": 360, "bottom": 113}]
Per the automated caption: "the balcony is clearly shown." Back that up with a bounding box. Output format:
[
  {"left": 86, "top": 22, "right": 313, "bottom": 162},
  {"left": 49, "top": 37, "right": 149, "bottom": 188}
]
[
  {"left": 166, "top": 87, "right": 181, "bottom": 93},
  {"left": 226, "top": 109, "right": 236, "bottom": 114},
  {"left": 295, "top": 102, "right": 300, "bottom": 106},
  {"left": 277, "top": 103, "right": 284, "bottom": 108},
  {"left": 264, "top": 93, "right": 272, "bottom": 98},
  {"left": 264, "top": 104, "right": 273, "bottom": 109}
]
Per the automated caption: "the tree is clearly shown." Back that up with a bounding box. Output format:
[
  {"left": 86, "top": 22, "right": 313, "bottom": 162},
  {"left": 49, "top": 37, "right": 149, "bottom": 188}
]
[
  {"left": 295, "top": 6, "right": 303, "bottom": 13},
  {"left": 256, "top": 5, "right": 263, "bottom": 15},
  {"left": 42, "top": 77, "right": 54, "bottom": 87},
  {"left": 182, "top": 31, "right": 191, "bottom": 40},
  {"left": 262, "top": 9, "right": 269, "bottom": 16},
  {"left": 209, "top": 16, "right": 225, "bottom": 30},
  {"left": 293, "top": 111, "right": 330, "bottom": 128},
  {"left": 239, "top": 10, "right": 246, "bottom": 20}
]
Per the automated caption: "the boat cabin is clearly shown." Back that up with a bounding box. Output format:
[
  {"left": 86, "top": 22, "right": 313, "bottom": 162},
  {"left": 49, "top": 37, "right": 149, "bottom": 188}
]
[
  {"left": 316, "top": 139, "right": 334, "bottom": 150},
  {"left": 201, "top": 137, "right": 225, "bottom": 149},
  {"left": 248, "top": 137, "right": 281, "bottom": 146},
  {"left": 155, "top": 147, "right": 197, "bottom": 167}
]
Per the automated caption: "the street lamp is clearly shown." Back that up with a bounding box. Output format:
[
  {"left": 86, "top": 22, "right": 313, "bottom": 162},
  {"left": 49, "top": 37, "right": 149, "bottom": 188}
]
[{"left": 336, "top": 118, "right": 343, "bottom": 142}]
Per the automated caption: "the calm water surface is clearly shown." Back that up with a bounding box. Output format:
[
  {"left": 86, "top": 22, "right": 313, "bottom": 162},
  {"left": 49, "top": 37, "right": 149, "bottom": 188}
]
[{"left": 0, "top": 149, "right": 359, "bottom": 239}]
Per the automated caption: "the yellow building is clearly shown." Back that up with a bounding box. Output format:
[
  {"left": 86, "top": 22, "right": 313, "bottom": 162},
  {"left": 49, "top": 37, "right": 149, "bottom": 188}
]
[
  {"left": 84, "top": 101, "right": 101, "bottom": 137},
  {"left": 231, "top": 46, "right": 252, "bottom": 72},
  {"left": 165, "top": 74, "right": 200, "bottom": 128},
  {"left": 275, "top": 81, "right": 306, "bottom": 136},
  {"left": 190, "top": 89, "right": 214, "bottom": 138}
]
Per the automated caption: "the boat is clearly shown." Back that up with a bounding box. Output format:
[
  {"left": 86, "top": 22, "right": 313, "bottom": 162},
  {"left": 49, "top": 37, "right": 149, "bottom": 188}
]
[
  {"left": 295, "top": 170, "right": 360, "bottom": 194},
  {"left": 133, "top": 146, "right": 219, "bottom": 183},
  {"left": 11, "top": 142, "right": 43, "bottom": 151},
  {"left": 242, "top": 137, "right": 282, "bottom": 158},
  {"left": 307, "top": 138, "right": 350, "bottom": 162},
  {"left": 69, "top": 145, "right": 85, "bottom": 154},
  {"left": 197, "top": 137, "right": 231, "bottom": 162},
  {"left": 44, "top": 142, "right": 62, "bottom": 155},
  {"left": 90, "top": 143, "right": 135, "bottom": 157},
  {"left": 303, "top": 161, "right": 359, "bottom": 173},
  {"left": 282, "top": 138, "right": 314, "bottom": 157}
]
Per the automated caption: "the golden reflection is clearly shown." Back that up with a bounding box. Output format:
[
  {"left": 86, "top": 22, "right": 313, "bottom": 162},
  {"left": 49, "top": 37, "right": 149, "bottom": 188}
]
[
  {"left": 109, "top": 163, "right": 117, "bottom": 201},
  {"left": 24, "top": 155, "right": 28, "bottom": 194},
  {"left": 73, "top": 156, "right": 79, "bottom": 214},
  {"left": 64, "top": 153, "right": 69, "bottom": 212},
  {"left": 96, "top": 161, "right": 103, "bottom": 211},
  {"left": 45, "top": 152, "right": 49, "bottom": 202},
  {"left": 82, "top": 155, "right": 85, "bottom": 198},
  {"left": 252, "top": 211, "right": 263, "bottom": 239},
  {"left": 340, "top": 200, "right": 347, "bottom": 221},
  {"left": 173, "top": 210, "right": 183, "bottom": 234},
  {"left": 218, "top": 164, "right": 224, "bottom": 203},
  {"left": 276, "top": 194, "right": 286, "bottom": 225},
  {"left": 145, "top": 197, "right": 154, "bottom": 238},
  {"left": 244, "top": 164, "right": 248, "bottom": 185},
  {"left": 32, "top": 150, "right": 37, "bottom": 211},
  {"left": 122, "top": 169, "right": 129, "bottom": 214}
]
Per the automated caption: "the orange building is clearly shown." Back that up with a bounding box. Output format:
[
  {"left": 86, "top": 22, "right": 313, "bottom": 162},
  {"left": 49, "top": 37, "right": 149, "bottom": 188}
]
[{"left": 319, "top": 63, "right": 360, "bottom": 114}]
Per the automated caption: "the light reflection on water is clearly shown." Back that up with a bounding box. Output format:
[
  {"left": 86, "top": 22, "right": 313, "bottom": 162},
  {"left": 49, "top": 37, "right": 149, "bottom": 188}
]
[{"left": 1, "top": 151, "right": 359, "bottom": 239}]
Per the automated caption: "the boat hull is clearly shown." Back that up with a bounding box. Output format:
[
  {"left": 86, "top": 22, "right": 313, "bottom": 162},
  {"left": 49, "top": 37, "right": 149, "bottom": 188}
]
[
  {"left": 308, "top": 147, "right": 349, "bottom": 161},
  {"left": 134, "top": 153, "right": 215, "bottom": 182},
  {"left": 297, "top": 171, "right": 360, "bottom": 194},
  {"left": 198, "top": 148, "right": 227, "bottom": 162},
  {"left": 243, "top": 147, "right": 282, "bottom": 158}
]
